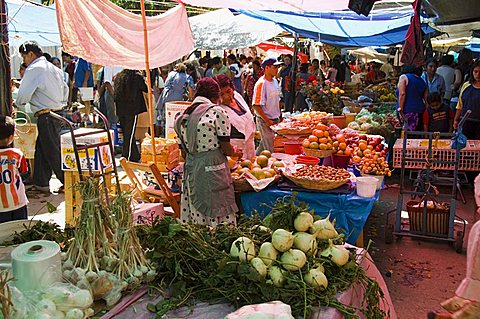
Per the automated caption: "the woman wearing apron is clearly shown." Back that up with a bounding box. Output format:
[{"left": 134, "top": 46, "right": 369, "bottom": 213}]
[
  {"left": 213, "top": 74, "right": 256, "bottom": 160},
  {"left": 175, "top": 78, "right": 242, "bottom": 226}
]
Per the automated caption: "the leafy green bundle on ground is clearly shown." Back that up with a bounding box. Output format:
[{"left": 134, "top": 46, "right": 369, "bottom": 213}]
[{"left": 144, "top": 195, "right": 388, "bottom": 318}]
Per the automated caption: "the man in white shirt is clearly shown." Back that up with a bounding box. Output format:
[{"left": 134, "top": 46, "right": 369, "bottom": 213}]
[
  {"left": 436, "top": 55, "right": 456, "bottom": 103},
  {"left": 16, "top": 41, "right": 68, "bottom": 193},
  {"left": 252, "top": 58, "right": 283, "bottom": 155},
  {"left": 380, "top": 58, "right": 395, "bottom": 80}
]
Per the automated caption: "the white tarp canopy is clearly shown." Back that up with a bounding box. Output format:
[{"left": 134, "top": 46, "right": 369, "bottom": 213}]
[{"left": 189, "top": 9, "right": 283, "bottom": 50}]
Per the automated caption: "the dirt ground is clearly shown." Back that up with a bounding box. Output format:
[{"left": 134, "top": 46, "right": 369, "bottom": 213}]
[
  {"left": 364, "top": 175, "right": 476, "bottom": 319},
  {"left": 28, "top": 173, "right": 477, "bottom": 319}
]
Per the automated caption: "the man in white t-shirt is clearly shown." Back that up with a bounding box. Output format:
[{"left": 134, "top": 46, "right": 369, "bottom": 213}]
[
  {"left": 252, "top": 58, "right": 283, "bottom": 155},
  {"left": 380, "top": 58, "right": 395, "bottom": 79},
  {"left": 436, "top": 55, "right": 456, "bottom": 103}
]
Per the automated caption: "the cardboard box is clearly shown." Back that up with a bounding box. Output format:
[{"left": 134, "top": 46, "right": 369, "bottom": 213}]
[
  {"left": 133, "top": 203, "right": 164, "bottom": 224},
  {"left": 165, "top": 101, "right": 191, "bottom": 139},
  {"left": 61, "top": 128, "right": 114, "bottom": 171}
]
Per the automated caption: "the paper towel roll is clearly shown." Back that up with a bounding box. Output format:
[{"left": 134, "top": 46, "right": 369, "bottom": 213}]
[{"left": 11, "top": 240, "right": 62, "bottom": 292}]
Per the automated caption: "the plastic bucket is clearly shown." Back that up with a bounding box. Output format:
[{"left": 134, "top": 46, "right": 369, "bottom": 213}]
[
  {"left": 283, "top": 141, "right": 303, "bottom": 155},
  {"left": 331, "top": 154, "right": 350, "bottom": 168},
  {"left": 364, "top": 174, "right": 384, "bottom": 190},
  {"left": 356, "top": 176, "right": 377, "bottom": 198},
  {"left": 296, "top": 155, "right": 320, "bottom": 165}
]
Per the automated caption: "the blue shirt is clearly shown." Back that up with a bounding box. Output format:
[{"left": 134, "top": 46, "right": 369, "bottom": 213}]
[
  {"left": 74, "top": 58, "right": 94, "bottom": 88},
  {"left": 421, "top": 72, "right": 446, "bottom": 96}
]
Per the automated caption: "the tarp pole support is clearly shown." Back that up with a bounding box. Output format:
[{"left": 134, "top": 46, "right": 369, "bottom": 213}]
[
  {"left": 140, "top": 0, "right": 157, "bottom": 164},
  {"left": 289, "top": 34, "right": 299, "bottom": 112},
  {"left": 0, "top": 0, "right": 12, "bottom": 116}
]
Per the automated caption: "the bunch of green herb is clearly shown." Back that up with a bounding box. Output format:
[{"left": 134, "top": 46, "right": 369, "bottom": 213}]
[
  {"left": 145, "top": 200, "right": 388, "bottom": 318},
  {"left": 3, "top": 221, "right": 74, "bottom": 248}
]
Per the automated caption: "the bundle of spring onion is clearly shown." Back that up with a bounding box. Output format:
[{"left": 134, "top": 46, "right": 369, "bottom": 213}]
[
  {"left": 144, "top": 194, "right": 388, "bottom": 319},
  {"left": 62, "top": 178, "right": 154, "bottom": 307}
]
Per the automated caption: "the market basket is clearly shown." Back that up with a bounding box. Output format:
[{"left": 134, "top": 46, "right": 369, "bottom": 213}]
[
  {"left": 283, "top": 174, "right": 348, "bottom": 191},
  {"left": 304, "top": 148, "right": 332, "bottom": 158},
  {"left": 406, "top": 199, "right": 450, "bottom": 235}
]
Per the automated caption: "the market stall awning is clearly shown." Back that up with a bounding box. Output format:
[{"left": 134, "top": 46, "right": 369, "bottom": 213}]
[
  {"left": 257, "top": 41, "right": 309, "bottom": 63},
  {"left": 6, "top": 0, "right": 61, "bottom": 46},
  {"left": 238, "top": 10, "right": 438, "bottom": 47},
  {"left": 188, "top": 9, "right": 283, "bottom": 50},
  {"left": 55, "top": 0, "right": 194, "bottom": 69}
]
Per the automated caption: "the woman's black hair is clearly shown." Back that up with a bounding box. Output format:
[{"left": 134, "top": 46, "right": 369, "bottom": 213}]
[
  {"left": 469, "top": 59, "right": 480, "bottom": 84},
  {"left": 113, "top": 69, "right": 140, "bottom": 101},
  {"left": 299, "top": 63, "right": 309, "bottom": 73},
  {"left": 184, "top": 78, "right": 220, "bottom": 115},
  {"left": 427, "top": 92, "right": 442, "bottom": 104}
]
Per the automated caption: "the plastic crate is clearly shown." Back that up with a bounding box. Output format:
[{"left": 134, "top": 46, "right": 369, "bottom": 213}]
[{"left": 393, "top": 139, "right": 480, "bottom": 171}]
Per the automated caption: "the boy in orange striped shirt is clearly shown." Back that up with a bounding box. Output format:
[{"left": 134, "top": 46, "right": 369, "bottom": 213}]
[{"left": 0, "top": 116, "right": 28, "bottom": 223}]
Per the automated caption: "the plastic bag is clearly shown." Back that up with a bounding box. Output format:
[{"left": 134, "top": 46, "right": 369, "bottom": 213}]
[
  {"left": 7, "top": 282, "right": 94, "bottom": 319},
  {"left": 225, "top": 301, "right": 294, "bottom": 319},
  {"left": 451, "top": 128, "right": 467, "bottom": 150}
]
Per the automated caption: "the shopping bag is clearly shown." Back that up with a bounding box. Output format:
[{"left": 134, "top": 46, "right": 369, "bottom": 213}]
[{"left": 451, "top": 127, "right": 467, "bottom": 150}]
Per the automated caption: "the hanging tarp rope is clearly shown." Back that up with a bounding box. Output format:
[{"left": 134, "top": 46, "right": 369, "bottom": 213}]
[{"left": 55, "top": 0, "right": 194, "bottom": 70}]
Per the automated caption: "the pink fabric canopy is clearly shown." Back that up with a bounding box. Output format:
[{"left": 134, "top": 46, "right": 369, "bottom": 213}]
[
  {"left": 56, "top": 0, "right": 194, "bottom": 69},
  {"left": 174, "top": 0, "right": 351, "bottom": 12}
]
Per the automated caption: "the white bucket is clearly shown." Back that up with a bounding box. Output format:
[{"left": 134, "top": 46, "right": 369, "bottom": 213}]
[
  {"left": 356, "top": 176, "right": 377, "bottom": 198},
  {"left": 362, "top": 174, "right": 384, "bottom": 190}
]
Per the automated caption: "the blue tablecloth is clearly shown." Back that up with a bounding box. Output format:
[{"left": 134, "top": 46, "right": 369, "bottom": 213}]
[{"left": 240, "top": 187, "right": 380, "bottom": 245}]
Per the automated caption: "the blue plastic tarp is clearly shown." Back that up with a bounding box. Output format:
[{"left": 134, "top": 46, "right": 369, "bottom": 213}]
[
  {"left": 240, "top": 187, "right": 380, "bottom": 245},
  {"left": 238, "top": 10, "right": 437, "bottom": 47},
  {"left": 6, "top": 0, "right": 61, "bottom": 46}
]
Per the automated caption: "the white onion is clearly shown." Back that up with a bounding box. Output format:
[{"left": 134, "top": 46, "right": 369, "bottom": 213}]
[
  {"left": 72, "top": 289, "right": 93, "bottom": 309},
  {"left": 310, "top": 213, "right": 338, "bottom": 240},
  {"left": 65, "top": 308, "right": 84, "bottom": 319},
  {"left": 250, "top": 257, "right": 268, "bottom": 277},
  {"left": 304, "top": 267, "right": 328, "bottom": 289},
  {"left": 271, "top": 229, "right": 294, "bottom": 252},
  {"left": 320, "top": 241, "right": 350, "bottom": 267},
  {"left": 258, "top": 242, "right": 278, "bottom": 266},
  {"left": 280, "top": 249, "right": 307, "bottom": 271},
  {"left": 36, "top": 299, "right": 57, "bottom": 314},
  {"left": 294, "top": 212, "right": 314, "bottom": 232},
  {"left": 293, "top": 232, "right": 318, "bottom": 256},
  {"left": 268, "top": 266, "right": 285, "bottom": 287},
  {"left": 230, "top": 237, "right": 256, "bottom": 262}
]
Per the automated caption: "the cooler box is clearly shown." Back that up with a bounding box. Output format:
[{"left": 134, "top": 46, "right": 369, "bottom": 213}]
[{"left": 61, "top": 128, "right": 114, "bottom": 171}]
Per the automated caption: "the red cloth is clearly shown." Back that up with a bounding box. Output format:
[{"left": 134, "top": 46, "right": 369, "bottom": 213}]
[{"left": 400, "top": 0, "right": 424, "bottom": 67}]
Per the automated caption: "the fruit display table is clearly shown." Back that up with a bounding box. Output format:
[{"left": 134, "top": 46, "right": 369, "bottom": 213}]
[{"left": 239, "top": 186, "right": 380, "bottom": 245}]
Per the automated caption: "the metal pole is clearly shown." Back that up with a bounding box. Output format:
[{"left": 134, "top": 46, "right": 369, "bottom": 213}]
[
  {"left": 289, "top": 34, "right": 299, "bottom": 112},
  {"left": 0, "top": 0, "right": 12, "bottom": 116},
  {"left": 140, "top": 0, "right": 157, "bottom": 164}
]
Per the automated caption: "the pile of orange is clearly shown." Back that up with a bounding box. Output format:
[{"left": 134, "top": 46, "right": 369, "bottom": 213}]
[{"left": 301, "top": 124, "right": 334, "bottom": 151}]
